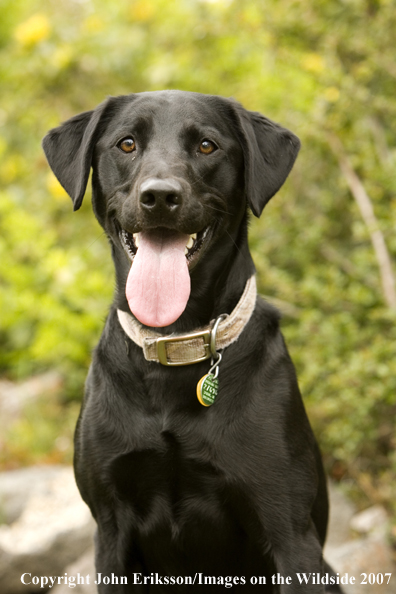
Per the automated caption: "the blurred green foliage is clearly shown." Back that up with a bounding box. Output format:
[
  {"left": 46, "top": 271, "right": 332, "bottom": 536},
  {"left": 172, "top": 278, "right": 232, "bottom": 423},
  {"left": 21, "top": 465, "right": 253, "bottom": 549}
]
[{"left": 0, "top": 0, "right": 395, "bottom": 513}]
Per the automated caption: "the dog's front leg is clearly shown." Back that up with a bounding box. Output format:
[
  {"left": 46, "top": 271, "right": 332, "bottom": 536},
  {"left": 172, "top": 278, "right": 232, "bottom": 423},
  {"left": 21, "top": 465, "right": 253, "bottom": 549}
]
[
  {"left": 271, "top": 520, "right": 327, "bottom": 594},
  {"left": 94, "top": 525, "right": 147, "bottom": 593}
]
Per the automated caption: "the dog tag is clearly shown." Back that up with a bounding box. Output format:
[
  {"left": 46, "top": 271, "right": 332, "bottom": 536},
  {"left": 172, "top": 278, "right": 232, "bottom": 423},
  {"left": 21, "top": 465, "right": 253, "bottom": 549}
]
[
  {"left": 196, "top": 315, "right": 224, "bottom": 407},
  {"left": 197, "top": 373, "right": 218, "bottom": 407}
]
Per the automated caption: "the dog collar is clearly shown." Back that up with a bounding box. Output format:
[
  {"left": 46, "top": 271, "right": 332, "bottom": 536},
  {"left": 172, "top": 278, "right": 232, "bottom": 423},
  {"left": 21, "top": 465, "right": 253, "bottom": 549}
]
[{"left": 117, "top": 275, "right": 257, "bottom": 366}]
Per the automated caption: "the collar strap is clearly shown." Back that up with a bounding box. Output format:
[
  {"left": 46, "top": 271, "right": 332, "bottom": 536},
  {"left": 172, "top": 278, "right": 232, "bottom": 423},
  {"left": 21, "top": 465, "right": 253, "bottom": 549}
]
[{"left": 117, "top": 275, "right": 257, "bottom": 366}]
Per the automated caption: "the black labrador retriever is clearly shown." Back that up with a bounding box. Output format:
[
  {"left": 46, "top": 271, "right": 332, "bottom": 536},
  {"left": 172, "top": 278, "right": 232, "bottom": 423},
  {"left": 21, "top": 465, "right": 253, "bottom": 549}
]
[{"left": 43, "top": 91, "right": 342, "bottom": 593}]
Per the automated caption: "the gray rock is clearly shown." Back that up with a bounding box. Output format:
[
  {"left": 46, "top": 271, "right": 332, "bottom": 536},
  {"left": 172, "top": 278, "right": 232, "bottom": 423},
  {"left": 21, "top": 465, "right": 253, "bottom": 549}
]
[
  {"left": 350, "top": 505, "right": 388, "bottom": 535},
  {"left": 325, "top": 482, "right": 395, "bottom": 594},
  {"left": 325, "top": 532, "right": 395, "bottom": 594},
  {"left": 0, "top": 465, "right": 65, "bottom": 525},
  {"left": 0, "top": 466, "right": 95, "bottom": 594},
  {"left": 326, "top": 481, "right": 356, "bottom": 547},
  {"left": 51, "top": 549, "right": 96, "bottom": 594}
]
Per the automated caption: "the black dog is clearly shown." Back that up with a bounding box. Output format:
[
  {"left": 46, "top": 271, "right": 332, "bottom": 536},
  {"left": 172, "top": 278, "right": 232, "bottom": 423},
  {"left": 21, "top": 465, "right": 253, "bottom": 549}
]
[{"left": 43, "top": 91, "right": 342, "bottom": 592}]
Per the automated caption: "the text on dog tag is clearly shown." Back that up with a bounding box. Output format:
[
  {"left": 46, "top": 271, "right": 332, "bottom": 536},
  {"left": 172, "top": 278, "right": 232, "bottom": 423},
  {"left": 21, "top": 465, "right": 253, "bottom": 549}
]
[{"left": 196, "top": 373, "right": 218, "bottom": 407}]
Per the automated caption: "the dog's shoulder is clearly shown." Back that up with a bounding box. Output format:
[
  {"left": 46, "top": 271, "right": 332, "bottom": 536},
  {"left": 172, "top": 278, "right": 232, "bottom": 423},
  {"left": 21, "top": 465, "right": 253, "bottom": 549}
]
[
  {"left": 248, "top": 295, "right": 283, "bottom": 347},
  {"left": 254, "top": 295, "right": 282, "bottom": 327},
  {"left": 239, "top": 296, "right": 295, "bottom": 374}
]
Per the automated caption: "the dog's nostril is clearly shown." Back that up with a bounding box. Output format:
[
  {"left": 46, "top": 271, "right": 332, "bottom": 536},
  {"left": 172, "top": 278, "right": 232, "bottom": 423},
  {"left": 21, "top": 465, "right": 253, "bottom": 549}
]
[
  {"left": 166, "top": 193, "right": 180, "bottom": 207},
  {"left": 140, "top": 192, "right": 156, "bottom": 207}
]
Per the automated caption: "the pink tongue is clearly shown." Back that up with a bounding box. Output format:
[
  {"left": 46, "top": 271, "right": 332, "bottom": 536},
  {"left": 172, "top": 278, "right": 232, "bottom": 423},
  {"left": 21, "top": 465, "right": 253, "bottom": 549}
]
[{"left": 125, "top": 229, "right": 191, "bottom": 327}]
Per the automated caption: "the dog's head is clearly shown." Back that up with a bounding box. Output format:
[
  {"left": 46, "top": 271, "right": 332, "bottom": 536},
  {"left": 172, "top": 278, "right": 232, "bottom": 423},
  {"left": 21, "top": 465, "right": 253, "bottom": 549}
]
[{"left": 43, "top": 91, "right": 300, "bottom": 328}]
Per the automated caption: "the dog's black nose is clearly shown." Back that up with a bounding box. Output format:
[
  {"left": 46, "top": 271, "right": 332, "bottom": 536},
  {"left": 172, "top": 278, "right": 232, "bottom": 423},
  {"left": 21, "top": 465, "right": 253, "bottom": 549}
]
[{"left": 139, "top": 178, "right": 183, "bottom": 213}]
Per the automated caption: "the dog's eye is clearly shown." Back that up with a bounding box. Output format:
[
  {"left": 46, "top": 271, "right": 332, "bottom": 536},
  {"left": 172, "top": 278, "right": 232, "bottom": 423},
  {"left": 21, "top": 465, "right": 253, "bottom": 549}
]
[
  {"left": 199, "top": 140, "right": 217, "bottom": 155},
  {"left": 118, "top": 137, "right": 136, "bottom": 153}
]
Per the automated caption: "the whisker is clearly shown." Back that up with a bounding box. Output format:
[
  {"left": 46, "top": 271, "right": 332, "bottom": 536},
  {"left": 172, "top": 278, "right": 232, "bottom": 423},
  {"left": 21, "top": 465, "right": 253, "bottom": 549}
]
[
  {"left": 204, "top": 203, "right": 231, "bottom": 216},
  {"left": 189, "top": 174, "right": 205, "bottom": 187},
  {"left": 86, "top": 231, "right": 108, "bottom": 249},
  {"left": 224, "top": 228, "right": 248, "bottom": 261}
]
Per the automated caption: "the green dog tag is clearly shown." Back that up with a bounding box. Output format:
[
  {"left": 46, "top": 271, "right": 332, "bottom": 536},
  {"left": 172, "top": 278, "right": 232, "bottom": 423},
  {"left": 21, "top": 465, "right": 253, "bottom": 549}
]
[{"left": 197, "top": 373, "right": 218, "bottom": 407}]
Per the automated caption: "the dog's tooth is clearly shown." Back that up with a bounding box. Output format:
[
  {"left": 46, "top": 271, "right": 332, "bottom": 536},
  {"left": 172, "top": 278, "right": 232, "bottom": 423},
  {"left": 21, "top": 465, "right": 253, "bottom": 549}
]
[
  {"left": 186, "top": 236, "right": 194, "bottom": 249},
  {"left": 133, "top": 233, "right": 140, "bottom": 247},
  {"left": 184, "top": 247, "right": 189, "bottom": 256},
  {"left": 190, "top": 233, "right": 197, "bottom": 240}
]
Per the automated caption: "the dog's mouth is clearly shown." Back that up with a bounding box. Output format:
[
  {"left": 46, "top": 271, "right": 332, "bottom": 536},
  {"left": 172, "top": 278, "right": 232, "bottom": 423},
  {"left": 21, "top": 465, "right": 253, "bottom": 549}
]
[
  {"left": 120, "top": 226, "right": 210, "bottom": 268},
  {"left": 118, "top": 225, "right": 211, "bottom": 328}
]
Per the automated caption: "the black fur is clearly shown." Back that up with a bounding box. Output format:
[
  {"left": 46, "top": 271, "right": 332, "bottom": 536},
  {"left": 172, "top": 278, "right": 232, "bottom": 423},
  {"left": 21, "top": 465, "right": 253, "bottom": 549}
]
[{"left": 43, "top": 91, "right": 342, "bottom": 592}]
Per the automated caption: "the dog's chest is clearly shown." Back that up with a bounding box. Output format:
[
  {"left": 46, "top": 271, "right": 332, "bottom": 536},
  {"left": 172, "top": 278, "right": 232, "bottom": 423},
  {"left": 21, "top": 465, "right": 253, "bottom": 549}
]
[
  {"left": 109, "top": 429, "right": 228, "bottom": 530},
  {"left": 107, "top": 429, "right": 261, "bottom": 576}
]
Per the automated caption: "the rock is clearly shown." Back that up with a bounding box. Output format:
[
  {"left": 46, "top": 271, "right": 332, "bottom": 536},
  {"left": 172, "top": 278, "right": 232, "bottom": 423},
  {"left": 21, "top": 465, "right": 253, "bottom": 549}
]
[
  {"left": 325, "top": 482, "right": 395, "bottom": 594},
  {"left": 0, "top": 466, "right": 95, "bottom": 594},
  {"left": 0, "top": 465, "right": 65, "bottom": 525},
  {"left": 350, "top": 505, "right": 388, "bottom": 535},
  {"left": 52, "top": 549, "right": 96, "bottom": 594},
  {"left": 325, "top": 532, "right": 395, "bottom": 594},
  {"left": 326, "top": 480, "right": 357, "bottom": 547}
]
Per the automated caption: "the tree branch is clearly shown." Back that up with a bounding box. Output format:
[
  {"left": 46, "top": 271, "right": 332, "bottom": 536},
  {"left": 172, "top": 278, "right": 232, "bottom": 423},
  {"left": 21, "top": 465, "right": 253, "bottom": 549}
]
[{"left": 328, "top": 135, "right": 396, "bottom": 309}]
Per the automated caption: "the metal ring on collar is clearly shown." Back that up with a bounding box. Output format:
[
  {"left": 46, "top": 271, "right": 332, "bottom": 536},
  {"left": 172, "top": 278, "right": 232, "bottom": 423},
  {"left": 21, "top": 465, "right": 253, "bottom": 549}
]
[{"left": 210, "top": 314, "right": 227, "bottom": 358}]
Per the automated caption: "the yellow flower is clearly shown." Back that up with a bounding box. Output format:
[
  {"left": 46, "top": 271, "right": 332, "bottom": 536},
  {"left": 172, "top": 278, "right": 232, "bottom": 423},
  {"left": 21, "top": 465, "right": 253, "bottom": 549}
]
[
  {"left": 130, "top": 0, "right": 156, "bottom": 22},
  {"left": 47, "top": 172, "right": 68, "bottom": 201},
  {"left": 0, "top": 156, "right": 23, "bottom": 183},
  {"left": 52, "top": 45, "right": 73, "bottom": 70},
  {"left": 83, "top": 15, "right": 105, "bottom": 34},
  {"left": 324, "top": 87, "right": 340, "bottom": 102},
  {"left": 14, "top": 13, "right": 51, "bottom": 47},
  {"left": 302, "top": 53, "right": 325, "bottom": 74}
]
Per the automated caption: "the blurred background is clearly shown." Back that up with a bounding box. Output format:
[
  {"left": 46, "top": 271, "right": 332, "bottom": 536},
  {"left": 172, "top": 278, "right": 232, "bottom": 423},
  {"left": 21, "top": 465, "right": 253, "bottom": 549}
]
[{"left": 0, "top": 0, "right": 395, "bottom": 535}]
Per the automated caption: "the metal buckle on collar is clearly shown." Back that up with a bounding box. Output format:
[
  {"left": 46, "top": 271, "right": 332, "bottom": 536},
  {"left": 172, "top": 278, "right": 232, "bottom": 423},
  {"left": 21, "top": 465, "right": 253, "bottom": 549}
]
[{"left": 156, "top": 329, "right": 212, "bottom": 366}]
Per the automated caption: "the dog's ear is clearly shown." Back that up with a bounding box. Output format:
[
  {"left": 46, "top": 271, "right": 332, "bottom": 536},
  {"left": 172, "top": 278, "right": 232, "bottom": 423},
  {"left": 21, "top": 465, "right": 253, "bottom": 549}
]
[
  {"left": 235, "top": 107, "right": 301, "bottom": 217},
  {"left": 42, "top": 100, "right": 109, "bottom": 211}
]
